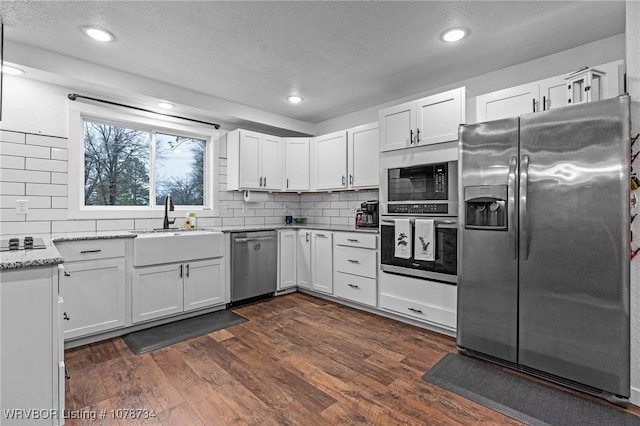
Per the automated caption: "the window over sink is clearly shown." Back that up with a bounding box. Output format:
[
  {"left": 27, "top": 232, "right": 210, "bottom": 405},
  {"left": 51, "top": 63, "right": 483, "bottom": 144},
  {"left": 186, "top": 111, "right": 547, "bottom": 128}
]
[{"left": 68, "top": 101, "right": 219, "bottom": 219}]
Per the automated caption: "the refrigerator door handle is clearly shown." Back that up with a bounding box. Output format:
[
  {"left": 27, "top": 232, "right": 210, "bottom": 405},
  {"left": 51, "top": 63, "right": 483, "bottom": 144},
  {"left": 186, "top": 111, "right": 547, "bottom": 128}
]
[
  {"left": 508, "top": 155, "right": 518, "bottom": 260},
  {"left": 520, "top": 154, "right": 530, "bottom": 260}
]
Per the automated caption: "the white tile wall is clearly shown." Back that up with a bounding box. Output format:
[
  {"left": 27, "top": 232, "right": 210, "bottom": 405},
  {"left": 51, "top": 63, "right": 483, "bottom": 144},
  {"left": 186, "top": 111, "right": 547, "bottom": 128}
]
[{"left": 1, "top": 129, "right": 381, "bottom": 237}]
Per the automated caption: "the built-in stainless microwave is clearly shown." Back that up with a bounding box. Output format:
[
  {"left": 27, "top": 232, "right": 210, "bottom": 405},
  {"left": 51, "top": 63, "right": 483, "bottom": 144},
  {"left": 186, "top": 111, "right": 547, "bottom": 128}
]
[{"left": 386, "top": 161, "right": 458, "bottom": 216}]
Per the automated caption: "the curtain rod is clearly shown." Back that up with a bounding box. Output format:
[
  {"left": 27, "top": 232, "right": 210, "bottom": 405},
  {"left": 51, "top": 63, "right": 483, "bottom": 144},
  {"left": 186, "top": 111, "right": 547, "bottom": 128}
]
[{"left": 67, "top": 93, "right": 221, "bottom": 130}]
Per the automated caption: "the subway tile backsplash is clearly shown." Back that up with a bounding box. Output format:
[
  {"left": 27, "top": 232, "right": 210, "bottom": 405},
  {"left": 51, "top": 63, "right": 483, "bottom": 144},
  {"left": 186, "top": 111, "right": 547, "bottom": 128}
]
[{"left": 0, "top": 129, "right": 378, "bottom": 237}]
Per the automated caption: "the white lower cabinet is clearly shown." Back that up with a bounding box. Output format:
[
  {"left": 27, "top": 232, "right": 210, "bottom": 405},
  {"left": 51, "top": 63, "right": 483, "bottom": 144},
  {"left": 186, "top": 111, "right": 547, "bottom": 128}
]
[
  {"left": 56, "top": 239, "right": 127, "bottom": 340},
  {"left": 297, "top": 230, "right": 312, "bottom": 289},
  {"left": 379, "top": 271, "right": 457, "bottom": 331},
  {"left": 1, "top": 265, "right": 64, "bottom": 425},
  {"left": 278, "top": 230, "right": 297, "bottom": 290},
  {"left": 311, "top": 231, "right": 333, "bottom": 294},
  {"left": 132, "top": 258, "right": 224, "bottom": 323},
  {"left": 333, "top": 232, "right": 377, "bottom": 307}
]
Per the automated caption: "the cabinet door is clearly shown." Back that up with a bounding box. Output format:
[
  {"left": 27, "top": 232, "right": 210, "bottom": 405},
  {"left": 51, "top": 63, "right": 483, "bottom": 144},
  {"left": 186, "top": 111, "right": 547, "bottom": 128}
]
[
  {"left": 1, "top": 267, "right": 56, "bottom": 425},
  {"left": 416, "top": 87, "right": 465, "bottom": 146},
  {"left": 61, "top": 258, "right": 126, "bottom": 339},
  {"left": 261, "top": 134, "right": 282, "bottom": 190},
  {"left": 476, "top": 82, "right": 540, "bottom": 122},
  {"left": 348, "top": 123, "right": 379, "bottom": 189},
  {"left": 132, "top": 263, "right": 184, "bottom": 323},
  {"left": 379, "top": 100, "right": 416, "bottom": 152},
  {"left": 297, "top": 231, "right": 312, "bottom": 289},
  {"left": 184, "top": 259, "right": 225, "bottom": 311},
  {"left": 311, "top": 231, "right": 333, "bottom": 294},
  {"left": 284, "top": 138, "right": 310, "bottom": 191},
  {"left": 278, "top": 230, "right": 297, "bottom": 290},
  {"left": 239, "top": 130, "right": 261, "bottom": 189},
  {"left": 314, "top": 131, "right": 348, "bottom": 190},
  {"left": 539, "top": 75, "right": 568, "bottom": 111}
]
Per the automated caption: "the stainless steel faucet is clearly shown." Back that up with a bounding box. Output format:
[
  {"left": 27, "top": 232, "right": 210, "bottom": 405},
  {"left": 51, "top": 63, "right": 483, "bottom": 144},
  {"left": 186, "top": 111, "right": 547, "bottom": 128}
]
[{"left": 163, "top": 195, "right": 175, "bottom": 229}]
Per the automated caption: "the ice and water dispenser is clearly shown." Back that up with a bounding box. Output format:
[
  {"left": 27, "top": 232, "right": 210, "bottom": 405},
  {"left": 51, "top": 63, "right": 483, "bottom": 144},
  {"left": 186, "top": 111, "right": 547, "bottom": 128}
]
[{"left": 464, "top": 185, "right": 507, "bottom": 230}]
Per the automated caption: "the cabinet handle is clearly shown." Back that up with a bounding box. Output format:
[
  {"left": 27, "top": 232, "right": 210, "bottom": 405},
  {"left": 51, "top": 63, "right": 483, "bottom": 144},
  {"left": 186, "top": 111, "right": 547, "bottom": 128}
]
[
  {"left": 306, "top": 232, "right": 310, "bottom": 242},
  {"left": 408, "top": 307, "right": 423, "bottom": 314},
  {"left": 409, "top": 129, "right": 414, "bottom": 144},
  {"left": 532, "top": 98, "right": 536, "bottom": 112},
  {"left": 349, "top": 174, "right": 353, "bottom": 185},
  {"left": 179, "top": 264, "right": 183, "bottom": 278},
  {"left": 63, "top": 312, "right": 70, "bottom": 321},
  {"left": 64, "top": 271, "right": 71, "bottom": 277},
  {"left": 347, "top": 238, "right": 359, "bottom": 242},
  {"left": 416, "top": 128, "right": 420, "bottom": 143},
  {"left": 65, "top": 366, "right": 71, "bottom": 380},
  {"left": 80, "top": 249, "right": 101, "bottom": 254},
  {"left": 542, "top": 95, "right": 546, "bottom": 111},
  {"left": 259, "top": 176, "right": 263, "bottom": 187},
  {"left": 286, "top": 178, "right": 289, "bottom": 189},
  {"left": 347, "top": 283, "right": 360, "bottom": 289},
  {"left": 316, "top": 233, "right": 327, "bottom": 238},
  {"left": 186, "top": 263, "right": 190, "bottom": 278},
  {"left": 347, "top": 259, "right": 360, "bottom": 264},
  {"left": 264, "top": 176, "right": 267, "bottom": 186},
  {"left": 341, "top": 175, "right": 346, "bottom": 186}
]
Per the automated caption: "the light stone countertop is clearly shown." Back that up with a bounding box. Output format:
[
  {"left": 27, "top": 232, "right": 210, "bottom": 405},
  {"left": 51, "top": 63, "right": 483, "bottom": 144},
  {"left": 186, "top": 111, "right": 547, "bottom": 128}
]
[{"left": 0, "top": 224, "right": 378, "bottom": 270}]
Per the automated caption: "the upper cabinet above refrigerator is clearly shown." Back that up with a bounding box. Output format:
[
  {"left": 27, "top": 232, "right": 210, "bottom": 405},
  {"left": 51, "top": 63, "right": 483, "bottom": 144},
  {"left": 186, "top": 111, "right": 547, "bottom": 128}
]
[{"left": 379, "top": 87, "right": 466, "bottom": 152}]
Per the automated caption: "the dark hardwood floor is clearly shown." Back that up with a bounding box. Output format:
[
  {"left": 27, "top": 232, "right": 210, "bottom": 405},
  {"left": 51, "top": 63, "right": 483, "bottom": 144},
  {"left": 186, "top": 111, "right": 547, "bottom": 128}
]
[{"left": 63, "top": 293, "right": 639, "bottom": 425}]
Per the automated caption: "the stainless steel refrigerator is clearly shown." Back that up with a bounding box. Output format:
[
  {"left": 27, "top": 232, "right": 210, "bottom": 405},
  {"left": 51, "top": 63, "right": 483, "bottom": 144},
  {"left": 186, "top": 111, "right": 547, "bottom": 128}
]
[{"left": 457, "top": 95, "right": 630, "bottom": 405}]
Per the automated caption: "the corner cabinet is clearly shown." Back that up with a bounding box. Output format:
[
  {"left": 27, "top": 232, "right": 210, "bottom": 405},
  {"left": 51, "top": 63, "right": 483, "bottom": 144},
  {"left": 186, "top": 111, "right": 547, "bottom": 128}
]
[
  {"left": 227, "top": 129, "right": 282, "bottom": 191},
  {"left": 347, "top": 123, "right": 379, "bottom": 189},
  {"left": 55, "top": 239, "right": 127, "bottom": 340},
  {"left": 379, "top": 87, "right": 465, "bottom": 152},
  {"left": 312, "top": 131, "right": 348, "bottom": 191},
  {"left": 283, "top": 138, "right": 310, "bottom": 191}
]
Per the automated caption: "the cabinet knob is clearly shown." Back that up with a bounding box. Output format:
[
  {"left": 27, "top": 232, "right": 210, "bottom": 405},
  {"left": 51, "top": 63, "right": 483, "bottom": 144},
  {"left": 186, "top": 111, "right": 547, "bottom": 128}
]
[
  {"left": 63, "top": 312, "right": 70, "bottom": 321},
  {"left": 64, "top": 271, "right": 71, "bottom": 277}
]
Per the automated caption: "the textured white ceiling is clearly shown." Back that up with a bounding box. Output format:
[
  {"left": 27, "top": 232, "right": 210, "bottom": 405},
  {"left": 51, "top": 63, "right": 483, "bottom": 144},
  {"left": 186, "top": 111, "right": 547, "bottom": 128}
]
[{"left": 0, "top": 1, "right": 626, "bottom": 124}]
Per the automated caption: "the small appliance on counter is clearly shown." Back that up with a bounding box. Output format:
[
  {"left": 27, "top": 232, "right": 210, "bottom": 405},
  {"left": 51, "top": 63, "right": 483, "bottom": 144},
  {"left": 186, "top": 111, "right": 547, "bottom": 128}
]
[{"left": 356, "top": 200, "right": 379, "bottom": 228}]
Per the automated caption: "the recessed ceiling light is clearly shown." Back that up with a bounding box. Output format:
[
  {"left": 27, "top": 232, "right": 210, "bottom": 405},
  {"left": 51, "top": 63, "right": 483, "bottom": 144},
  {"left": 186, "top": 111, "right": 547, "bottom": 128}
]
[
  {"left": 158, "top": 101, "right": 174, "bottom": 109},
  {"left": 287, "top": 95, "right": 303, "bottom": 104},
  {"left": 2, "top": 64, "right": 25, "bottom": 75},
  {"left": 441, "top": 27, "right": 468, "bottom": 43},
  {"left": 81, "top": 25, "right": 115, "bottom": 42}
]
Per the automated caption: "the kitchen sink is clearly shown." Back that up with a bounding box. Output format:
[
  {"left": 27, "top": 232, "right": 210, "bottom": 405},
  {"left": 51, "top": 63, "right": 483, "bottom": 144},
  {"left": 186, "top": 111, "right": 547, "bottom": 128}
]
[{"left": 132, "top": 230, "right": 224, "bottom": 266}]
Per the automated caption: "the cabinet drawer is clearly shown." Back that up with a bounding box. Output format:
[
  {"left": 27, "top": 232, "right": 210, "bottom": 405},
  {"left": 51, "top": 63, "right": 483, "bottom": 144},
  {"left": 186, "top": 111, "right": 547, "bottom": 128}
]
[
  {"left": 55, "top": 239, "right": 126, "bottom": 262},
  {"left": 334, "top": 272, "right": 376, "bottom": 307},
  {"left": 334, "top": 232, "right": 377, "bottom": 249},
  {"left": 379, "top": 292, "right": 456, "bottom": 329},
  {"left": 334, "top": 245, "right": 377, "bottom": 278}
]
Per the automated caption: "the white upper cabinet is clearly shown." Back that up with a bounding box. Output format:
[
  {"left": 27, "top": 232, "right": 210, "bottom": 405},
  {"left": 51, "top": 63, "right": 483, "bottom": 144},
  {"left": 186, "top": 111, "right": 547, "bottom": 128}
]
[
  {"left": 347, "top": 122, "right": 379, "bottom": 189},
  {"left": 476, "top": 82, "right": 540, "bottom": 122},
  {"left": 476, "top": 60, "right": 624, "bottom": 122},
  {"left": 227, "top": 129, "right": 282, "bottom": 191},
  {"left": 379, "top": 87, "right": 465, "bottom": 152},
  {"left": 284, "top": 138, "right": 310, "bottom": 191},
  {"left": 312, "top": 130, "right": 348, "bottom": 191}
]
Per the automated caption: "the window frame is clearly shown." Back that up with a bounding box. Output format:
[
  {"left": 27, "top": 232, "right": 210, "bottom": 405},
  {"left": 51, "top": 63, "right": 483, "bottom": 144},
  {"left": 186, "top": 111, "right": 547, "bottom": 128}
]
[{"left": 68, "top": 101, "right": 219, "bottom": 219}]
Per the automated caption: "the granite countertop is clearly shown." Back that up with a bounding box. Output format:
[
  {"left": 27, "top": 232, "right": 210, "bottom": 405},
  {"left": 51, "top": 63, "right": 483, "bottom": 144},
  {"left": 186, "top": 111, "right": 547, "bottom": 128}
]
[{"left": 1, "top": 224, "right": 378, "bottom": 270}]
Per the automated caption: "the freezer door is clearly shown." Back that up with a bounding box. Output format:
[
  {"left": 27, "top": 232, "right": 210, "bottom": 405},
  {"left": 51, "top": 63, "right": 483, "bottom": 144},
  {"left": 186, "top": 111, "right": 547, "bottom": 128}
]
[
  {"left": 457, "top": 118, "right": 519, "bottom": 362},
  {"left": 518, "top": 96, "right": 630, "bottom": 397}
]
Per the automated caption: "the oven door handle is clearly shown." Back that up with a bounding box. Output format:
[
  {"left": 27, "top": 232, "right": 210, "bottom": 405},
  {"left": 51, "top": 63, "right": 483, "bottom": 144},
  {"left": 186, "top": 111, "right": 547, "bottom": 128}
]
[{"left": 381, "top": 218, "right": 457, "bottom": 228}]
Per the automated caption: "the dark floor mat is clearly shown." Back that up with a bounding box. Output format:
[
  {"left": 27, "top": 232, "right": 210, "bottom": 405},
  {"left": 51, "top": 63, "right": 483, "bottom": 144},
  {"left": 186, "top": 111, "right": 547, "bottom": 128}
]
[
  {"left": 122, "top": 310, "right": 247, "bottom": 355},
  {"left": 423, "top": 353, "right": 639, "bottom": 426}
]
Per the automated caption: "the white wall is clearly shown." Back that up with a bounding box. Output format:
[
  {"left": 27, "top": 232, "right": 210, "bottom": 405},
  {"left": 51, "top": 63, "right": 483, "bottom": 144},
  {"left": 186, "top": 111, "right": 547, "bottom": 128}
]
[
  {"left": 314, "top": 34, "right": 625, "bottom": 135},
  {"left": 626, "top": 0, "right": 640, "bottom": 407}
]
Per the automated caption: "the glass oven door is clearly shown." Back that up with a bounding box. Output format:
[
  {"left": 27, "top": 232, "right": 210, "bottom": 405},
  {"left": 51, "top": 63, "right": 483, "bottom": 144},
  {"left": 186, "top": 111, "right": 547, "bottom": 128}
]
[{"left": 380, "top": 216, "right": 457, "bottom": 284}]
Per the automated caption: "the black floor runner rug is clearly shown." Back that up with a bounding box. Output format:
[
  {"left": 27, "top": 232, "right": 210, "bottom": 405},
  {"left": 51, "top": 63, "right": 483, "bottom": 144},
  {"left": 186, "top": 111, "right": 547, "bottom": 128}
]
[
  {"left": 123, "top": 310, "right": 247, "bottom": 355},
  {"left": 423, "top": 353, "right": 640, "bottom": 426}
]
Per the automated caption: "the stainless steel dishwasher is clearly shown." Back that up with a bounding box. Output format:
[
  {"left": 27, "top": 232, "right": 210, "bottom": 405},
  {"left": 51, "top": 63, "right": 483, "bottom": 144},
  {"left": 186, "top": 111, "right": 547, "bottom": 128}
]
[{"left": 230, "top": 230, "right": 277, "bottom": 305}]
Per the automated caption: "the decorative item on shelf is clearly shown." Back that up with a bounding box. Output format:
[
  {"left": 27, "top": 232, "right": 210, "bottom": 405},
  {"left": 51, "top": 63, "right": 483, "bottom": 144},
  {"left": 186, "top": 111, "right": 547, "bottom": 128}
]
[
  {"left": 565, "top": 66, "right": 605, "bottom": 105},
  {"left": 294, "top": 217, "right": 307, "bottom": 224}
]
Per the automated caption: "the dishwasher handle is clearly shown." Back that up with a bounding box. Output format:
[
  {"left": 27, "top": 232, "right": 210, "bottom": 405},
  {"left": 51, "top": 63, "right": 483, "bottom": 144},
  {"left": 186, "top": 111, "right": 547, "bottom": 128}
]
[{"left": 234, "top": 236, "right": 276, "bottom": 243}]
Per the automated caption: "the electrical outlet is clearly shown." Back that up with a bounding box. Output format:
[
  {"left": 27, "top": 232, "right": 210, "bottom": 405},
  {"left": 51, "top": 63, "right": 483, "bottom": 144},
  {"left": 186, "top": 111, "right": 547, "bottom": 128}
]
[{"left": 15, "top": 199, "right": 28, "bottom": 215}]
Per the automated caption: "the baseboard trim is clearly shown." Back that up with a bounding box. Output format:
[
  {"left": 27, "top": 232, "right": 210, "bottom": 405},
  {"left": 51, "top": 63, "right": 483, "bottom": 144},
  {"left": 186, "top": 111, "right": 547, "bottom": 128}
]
[{"left": 630, "top": 385, "right": 640, "bottom": 408}]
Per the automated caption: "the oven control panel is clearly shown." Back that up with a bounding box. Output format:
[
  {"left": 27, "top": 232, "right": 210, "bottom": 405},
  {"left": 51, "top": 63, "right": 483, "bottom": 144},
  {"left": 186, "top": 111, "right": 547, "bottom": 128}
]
[{"left": 387, "top": 203, "right": 448, "bottom": 214}]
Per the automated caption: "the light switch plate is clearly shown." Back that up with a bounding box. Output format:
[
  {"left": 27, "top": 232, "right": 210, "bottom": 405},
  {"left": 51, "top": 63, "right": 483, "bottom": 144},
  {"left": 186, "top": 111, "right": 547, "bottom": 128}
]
[{"left": 16, "top": 199, "right": 28, "bottom": 214}]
